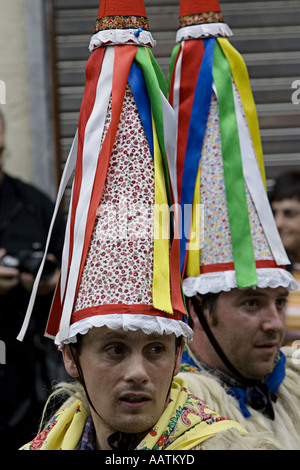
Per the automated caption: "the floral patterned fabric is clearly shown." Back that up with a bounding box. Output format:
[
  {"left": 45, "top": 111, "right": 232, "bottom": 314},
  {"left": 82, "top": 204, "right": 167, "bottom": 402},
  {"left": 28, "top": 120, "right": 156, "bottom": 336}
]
[
  {"left": 200, "top": 87, "right": 273, "bottom": 268},
  {"left": 94, "top": 15, "right": 149, "bottom": 33},
  {"left": 179, "top": 12, "right": 224, "bottom": 28},
  {"left": 73, "top": 85, "right": 155, "bottom": 314}
]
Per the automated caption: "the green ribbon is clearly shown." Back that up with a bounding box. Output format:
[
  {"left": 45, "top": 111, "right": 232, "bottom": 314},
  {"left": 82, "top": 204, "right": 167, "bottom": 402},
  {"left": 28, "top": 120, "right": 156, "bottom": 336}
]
[
  {"left": 167, "top": 43, "right": 181, "bottom": 90},
  {"left": 134, "top": 46, "right": 172, "bottom": 206},
  {"left": 213, "top": 41, "right": 257, "bottom": 288}
]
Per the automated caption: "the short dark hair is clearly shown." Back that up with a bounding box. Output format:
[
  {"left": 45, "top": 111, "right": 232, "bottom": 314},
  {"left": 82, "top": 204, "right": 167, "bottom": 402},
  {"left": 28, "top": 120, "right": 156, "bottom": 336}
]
[
  {"left": 270, "top": 171, "right": 300, "bottom": 204},
  {"left": 187, "top": 293, "right": 220, "bottom": 328}
]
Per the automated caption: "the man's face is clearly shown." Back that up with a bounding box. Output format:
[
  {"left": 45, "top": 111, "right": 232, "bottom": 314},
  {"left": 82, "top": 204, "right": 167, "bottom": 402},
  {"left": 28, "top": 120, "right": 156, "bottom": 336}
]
[
  {"left": 205, "top": 287, "right": 288, "bottom": 380},
  {"left": 272, "top": 198, "right": 300, "bottom": 258},
  {"left": 63, "top": 326, "right": 183, "bottom": 439}
]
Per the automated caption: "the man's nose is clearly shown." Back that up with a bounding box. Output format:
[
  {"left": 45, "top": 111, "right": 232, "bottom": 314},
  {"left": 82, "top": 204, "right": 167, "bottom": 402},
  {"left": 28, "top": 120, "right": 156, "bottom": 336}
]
[
  {"left": 123, "top": 353, "right": 149, "bottom": 384},
  {"left": 262, "top": 303, "right": 284, "bottom": 333}
]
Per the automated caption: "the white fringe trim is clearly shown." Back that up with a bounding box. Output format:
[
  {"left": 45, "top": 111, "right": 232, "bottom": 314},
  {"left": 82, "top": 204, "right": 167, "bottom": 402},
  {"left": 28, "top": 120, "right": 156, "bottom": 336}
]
[
  {"left": 55, "top": 314, "right": 193, "bottom": 348},
  {"left": 89, "top": 29, "right": 156, "bottom": 51},
  {"left": 176, "top": 23, "right": 233, "bottom": 42},
  {"left": 182, "top": 268, "right": 299, "bottom": 297}
]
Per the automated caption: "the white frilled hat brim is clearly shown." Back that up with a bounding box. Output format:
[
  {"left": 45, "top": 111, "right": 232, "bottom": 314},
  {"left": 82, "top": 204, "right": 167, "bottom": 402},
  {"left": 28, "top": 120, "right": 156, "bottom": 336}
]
[
  {"left": 176, "top": 23, "right": 233, "bottom": 42},
  {"left": 182, "top": 268, "right": 299, "bottom": 298},
  {"left": 55, "top": 314, "right": 193, "bottom": 349},
  {"left": 89, "top": 29, "right": 156, "bottom": 51}
]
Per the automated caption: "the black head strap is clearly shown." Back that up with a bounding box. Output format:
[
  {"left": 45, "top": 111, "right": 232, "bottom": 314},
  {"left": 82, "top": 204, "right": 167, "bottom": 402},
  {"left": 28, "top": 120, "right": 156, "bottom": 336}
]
[
  {"left": 190, "top": 296, "right": 253, "bottom": 385},
  {"left": 190, "top": 296, "right": 276, "bottom": 420}
]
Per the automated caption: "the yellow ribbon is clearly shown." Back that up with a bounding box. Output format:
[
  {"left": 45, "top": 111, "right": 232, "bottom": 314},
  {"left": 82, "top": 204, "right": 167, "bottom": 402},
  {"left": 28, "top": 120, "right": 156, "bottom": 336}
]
[
  {"left": 186, "top": 161, "right": 201, "bottom": 277},
  {"left": 152, "top": 113, "right": 173, "bottom": 314},
  {"left": 217, "top": 37, "right": 267, "bottom": 190},
  {"left": 142, "top": 47, "right": 173, "bottom": 314}
]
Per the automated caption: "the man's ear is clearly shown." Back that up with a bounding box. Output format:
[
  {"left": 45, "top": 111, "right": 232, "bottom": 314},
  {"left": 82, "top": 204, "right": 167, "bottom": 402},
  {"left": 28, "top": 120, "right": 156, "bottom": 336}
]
[
  {"left": 62, "top": 345, "right": 80, "bottom": 378},
  {"left": 187, "top": 296, "right": 205, "bottom": 332}
]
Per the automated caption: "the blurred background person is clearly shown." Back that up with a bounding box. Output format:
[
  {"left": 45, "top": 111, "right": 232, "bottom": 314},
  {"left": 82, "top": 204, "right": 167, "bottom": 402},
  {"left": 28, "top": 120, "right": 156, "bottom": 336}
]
[
  {"left": 270, "top": 171, "right": 300, "bottom": 344},
  {"left": 0, "top": 109, "right": 67, "bottom": 450},
  {"left": 270, "top": 171, "right": 300, "bottom": 271}
]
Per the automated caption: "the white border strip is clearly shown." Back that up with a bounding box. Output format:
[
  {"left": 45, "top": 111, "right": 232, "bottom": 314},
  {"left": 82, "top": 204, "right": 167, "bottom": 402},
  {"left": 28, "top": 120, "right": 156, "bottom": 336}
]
[
  {"left": 233, "top": 84, "right": 290, "bottom": 267},
  {"left": 176, "top": 23, "right": 233, "bottom": 43},
  {"left": 89, "top": 29, "right": 156, "bottom": 51}
]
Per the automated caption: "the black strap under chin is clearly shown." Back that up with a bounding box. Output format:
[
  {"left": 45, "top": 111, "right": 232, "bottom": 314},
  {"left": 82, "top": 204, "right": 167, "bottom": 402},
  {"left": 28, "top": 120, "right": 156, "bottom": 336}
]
[
  {"left": 190, "top": 297, "right": 252, "bottom": 385},
  {"left": 107, "top": 432, "right": 138, "bottom": 451},
  {"left": 246, "top": 383, "right": 276, "bottom": 420},
  {"left": 191, "top": 297, "right": 276, "bottom": 420}
]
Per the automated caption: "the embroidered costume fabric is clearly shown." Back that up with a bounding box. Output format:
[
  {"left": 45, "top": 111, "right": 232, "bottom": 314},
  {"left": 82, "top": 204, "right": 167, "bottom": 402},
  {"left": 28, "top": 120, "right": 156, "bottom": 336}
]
[
  {"left": 20, "top": 378, "right": 246, "bottom": 450},
  {"left": 180, "top": 349, "right": 286, "bottom": 419}
]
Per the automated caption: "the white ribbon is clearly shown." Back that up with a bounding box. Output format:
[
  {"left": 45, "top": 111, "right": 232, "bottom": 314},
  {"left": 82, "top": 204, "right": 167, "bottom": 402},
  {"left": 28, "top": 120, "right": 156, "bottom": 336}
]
[
  {"left": 233, "top": 85, "right": 290, "bottom": 266},
  {"left": 17, "top": 130, "right": 78, "bottom": 341},
  {"left": 171, "top": 44, "right": 183, "bottom": 206},
  {"left": 58, "top": 47, "right": 115, "bottom": 343},
  {"left": 161, "top": 90, "right": 177, "bottom": 206}
]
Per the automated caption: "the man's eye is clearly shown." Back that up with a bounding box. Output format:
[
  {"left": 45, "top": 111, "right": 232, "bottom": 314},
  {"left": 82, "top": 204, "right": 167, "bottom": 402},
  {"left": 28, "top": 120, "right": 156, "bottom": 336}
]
[
  {"left": 276, "top": 298, "right": 287, "bottom": 310},
  {"left": 284, "top": 210, "right": 300, "bottom": 218},
  {"left": 244, "top": 300, "right": 257, "bottom": 307},
  {"left": 106, "top": 345, "right": 124, "bottom": 356},
  {"left": 148, "top": 344, "right": 165, "bottom": 355}
]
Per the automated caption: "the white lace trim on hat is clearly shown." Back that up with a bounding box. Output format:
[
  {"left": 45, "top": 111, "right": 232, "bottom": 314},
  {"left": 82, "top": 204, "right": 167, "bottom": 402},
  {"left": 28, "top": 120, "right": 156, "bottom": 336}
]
[
  {"left": 55, "top": 314, "right": 193, "bottom": 348},
  {"left": 89, "top": 29, "right": 156, "bottom": 51},
  {"left": 182, "top": 268, "right": 299, "bottom": 297},
  {"left": 176, "top": 23, "right": 233, "bottom": 42}
]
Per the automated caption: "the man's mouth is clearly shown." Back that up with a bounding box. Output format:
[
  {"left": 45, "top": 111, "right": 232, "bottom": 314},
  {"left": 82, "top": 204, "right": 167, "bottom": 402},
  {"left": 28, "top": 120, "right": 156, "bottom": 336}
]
[
  {"left": 255, "top": 342, "right": 278, "bottom": 354},
  {"left": 119, "top": 394, "right": 151, "bottom": 409},
  {"left": 122, "top": 396, "right": 146, "bottom": 402}
]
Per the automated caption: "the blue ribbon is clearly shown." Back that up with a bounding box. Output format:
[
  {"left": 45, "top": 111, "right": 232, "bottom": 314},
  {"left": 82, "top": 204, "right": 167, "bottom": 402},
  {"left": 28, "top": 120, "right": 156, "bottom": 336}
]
[
  {"left": 128, "top": 60, "right": 154, "bottom": 158},
  {"left": 265, "top": 350, "right": 286, "bottom": 394},
  {"left": 179, "top": 38, "right": 215, "bottom": 272},
  {"left": 227, "top": 388, "right": 252, "bottom": 418}
]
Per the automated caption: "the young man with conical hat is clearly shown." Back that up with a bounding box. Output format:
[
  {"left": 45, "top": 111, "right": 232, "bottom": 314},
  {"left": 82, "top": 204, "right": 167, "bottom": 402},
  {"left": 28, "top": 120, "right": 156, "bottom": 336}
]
[
  {"left": 169, "top": 0, "right": 300, "bottom": 449},
  {"left": 16, "top": 0, "right": 279, "bottom": 451}
]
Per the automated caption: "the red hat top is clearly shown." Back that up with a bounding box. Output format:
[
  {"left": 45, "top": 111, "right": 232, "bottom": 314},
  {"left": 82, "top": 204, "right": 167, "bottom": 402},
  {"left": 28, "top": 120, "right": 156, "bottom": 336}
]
[
  {"left": 94, "top": 0, "right": 149, "bottom": 34},
  {"left": 179, "top": 0, "right": 224, "bottom": 28}
]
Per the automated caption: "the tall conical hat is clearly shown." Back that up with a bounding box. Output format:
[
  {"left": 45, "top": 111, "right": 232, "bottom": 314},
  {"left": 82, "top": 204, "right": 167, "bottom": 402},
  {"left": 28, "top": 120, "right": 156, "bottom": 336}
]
[
  {"left": 17, "top": 0, "right": 192, "bottom": 347},
  {"left": 168, "top": 0, "right": 297, "bottom": 296}
]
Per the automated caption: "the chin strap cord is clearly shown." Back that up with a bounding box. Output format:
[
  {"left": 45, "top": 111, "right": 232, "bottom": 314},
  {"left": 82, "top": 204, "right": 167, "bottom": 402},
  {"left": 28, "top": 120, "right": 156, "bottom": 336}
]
[
  {"left": 107, "top": 432, "right": 138, "bottom": 451},
  {"left": 70, "top": 345, "right": 139, "bottom": 448},
  {"left": 191, "top": 297, "right": 276, "bottom": 420},
  {"left": 69, "top": 340, "right": 182, "bottom": 448}
]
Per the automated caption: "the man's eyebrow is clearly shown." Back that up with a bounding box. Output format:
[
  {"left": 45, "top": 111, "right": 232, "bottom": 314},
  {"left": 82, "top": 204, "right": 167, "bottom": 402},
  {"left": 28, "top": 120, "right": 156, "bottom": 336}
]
[
  {"left": 236, "top": 288, "right": 289, "bottom": 300},
  {"left": 278, "top": 290, "right": 289, "bottom": 298},
  {"left": 99, "top": 332, "right": 128, "bottom": 341},
  {"left": 99, "top": 332, "right": 166, "bottom": 342},
  {"left": 236, "top": 289, "right": 265, "bottom": 299}
]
